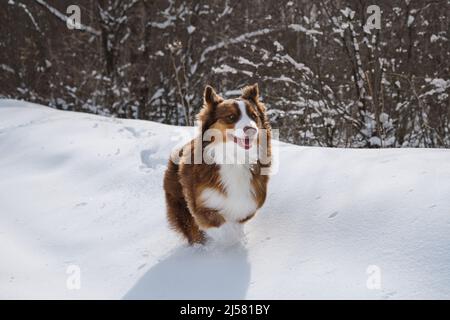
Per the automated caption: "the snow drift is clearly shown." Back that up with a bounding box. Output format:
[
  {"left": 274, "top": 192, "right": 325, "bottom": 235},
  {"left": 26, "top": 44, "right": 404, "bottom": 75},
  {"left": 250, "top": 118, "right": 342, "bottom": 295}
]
[{"left": 1, "top": 99, "right": 450, "bottom": 299}]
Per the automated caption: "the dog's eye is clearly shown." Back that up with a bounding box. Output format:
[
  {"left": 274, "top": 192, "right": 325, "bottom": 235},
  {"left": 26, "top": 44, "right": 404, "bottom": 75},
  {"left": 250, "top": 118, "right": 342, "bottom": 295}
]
[
  {"left": 249, "top": 112, "right": 258, "bottom": 120},
  {"left": 227, "top": 114, "right": 237, "bottom": 122}
]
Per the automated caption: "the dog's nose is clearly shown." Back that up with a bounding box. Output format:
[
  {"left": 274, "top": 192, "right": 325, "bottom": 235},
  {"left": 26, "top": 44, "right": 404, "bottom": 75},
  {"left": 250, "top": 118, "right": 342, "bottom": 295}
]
[{"left": 243, "top": 126, "right": 257, "bottom": 137}]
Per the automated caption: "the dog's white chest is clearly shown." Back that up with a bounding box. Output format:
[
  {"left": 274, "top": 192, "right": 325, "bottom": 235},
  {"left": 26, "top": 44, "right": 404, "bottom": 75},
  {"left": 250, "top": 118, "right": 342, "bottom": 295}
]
[{"left": 200, "top": 165, "right": 257, "bottom": 222}]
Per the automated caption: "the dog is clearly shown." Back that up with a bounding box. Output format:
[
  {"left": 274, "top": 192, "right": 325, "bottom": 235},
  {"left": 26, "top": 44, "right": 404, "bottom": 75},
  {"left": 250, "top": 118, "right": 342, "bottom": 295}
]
[{"left": 163, "top": 83, "right": 271, "bottom": 245}]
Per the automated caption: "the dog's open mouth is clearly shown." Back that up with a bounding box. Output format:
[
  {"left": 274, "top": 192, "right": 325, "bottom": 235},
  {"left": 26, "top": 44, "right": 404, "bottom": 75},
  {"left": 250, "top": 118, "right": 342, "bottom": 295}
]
[{"left": 233, "top": 135, "right": 252, "bottom": 149}]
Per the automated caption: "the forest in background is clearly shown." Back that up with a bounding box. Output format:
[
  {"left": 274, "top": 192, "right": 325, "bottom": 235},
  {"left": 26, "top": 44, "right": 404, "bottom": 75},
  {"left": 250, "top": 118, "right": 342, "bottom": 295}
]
[{"left": 1, "top": 0, "right": 449, "bottom": 148}]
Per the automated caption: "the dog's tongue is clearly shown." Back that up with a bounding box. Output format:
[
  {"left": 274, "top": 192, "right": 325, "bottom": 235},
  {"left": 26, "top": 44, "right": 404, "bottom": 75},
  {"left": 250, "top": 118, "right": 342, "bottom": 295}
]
[{"left": 234, "top": 136, "right": 251, "bottom": 149}]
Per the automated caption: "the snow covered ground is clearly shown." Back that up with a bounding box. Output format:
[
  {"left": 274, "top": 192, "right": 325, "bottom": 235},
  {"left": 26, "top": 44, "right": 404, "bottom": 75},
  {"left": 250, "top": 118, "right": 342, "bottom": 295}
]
[{"left": 1, "top": 99, "right": 450, "bottom": 299}]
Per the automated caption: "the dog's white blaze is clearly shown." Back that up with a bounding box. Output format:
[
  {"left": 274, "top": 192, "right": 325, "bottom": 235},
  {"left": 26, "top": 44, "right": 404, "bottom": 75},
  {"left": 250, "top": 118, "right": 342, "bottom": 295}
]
[
  {"left": 200, "top": 164, "right": 257, "bottom": 222},
  {"left": 234, "top": 100, "right": 257, "bottom": 139}
]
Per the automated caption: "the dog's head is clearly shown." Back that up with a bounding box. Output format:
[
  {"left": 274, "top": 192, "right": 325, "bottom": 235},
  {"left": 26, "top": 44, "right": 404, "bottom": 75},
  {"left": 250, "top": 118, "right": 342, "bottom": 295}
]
[
  {"left": 198, "top": 83, "right": 269, "bottom": 148},
  {"left": 197, "top": 84, "right": 271, "bottom": 164}
]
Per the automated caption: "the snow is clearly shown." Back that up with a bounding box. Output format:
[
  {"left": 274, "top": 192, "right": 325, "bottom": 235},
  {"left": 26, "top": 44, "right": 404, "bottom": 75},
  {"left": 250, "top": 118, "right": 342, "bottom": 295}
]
[
  {"left": 14, "top": 2, "right": 41, "bottom": 32},
  {"left": 148, "top": 16, "right": 175, "bottom": 29},
  {"left": 340, "top": 8, "right": 355, "bottom": 19},
  {"left": 149, "top": 88, "right": 165, "bottom": 103},
  {"left": 212, "top": 64, "right": 253, "bottom": 77},
  {"left": 423, "top": 78, "right": 450, "bottom": 98},
  {"left": 1, "top": 99, "right": 450, "bottom": 299},
  {"left": 0, "top": 64, "right": 15, "bottom": 74},
  {"left": 273, "top": 41, "right": 284, "bottom": 52},
  {"left": 289, "top": 24, "right": 323, "bottom": 36},
  {"left": 407, "top": 15, "right": 415, "bottom": 27},
  {"left": 212, "top": 64, "right": 238, "bottom": 74},
  {"left": 200, "top": 28, "right": 275, "bottom": 63},
  {"left": 430, "top": 34, "right": 448, "bottom": 43},
  {"left": 187, "top": 25, "right": 196, "bottom": 34},
  {"left": 429, "top": 78, "right": 450, "bottom": 93},
  {"left": 369, "top": 136, "right": 382, "bottom": 147},
  {"left": 237, "top": 57, "right": 260, "bottom": 68}
]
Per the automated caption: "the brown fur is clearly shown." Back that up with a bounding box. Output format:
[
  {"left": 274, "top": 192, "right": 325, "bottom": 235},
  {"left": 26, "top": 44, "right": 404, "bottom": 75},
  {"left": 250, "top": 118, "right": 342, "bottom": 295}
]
[{"left": 163, "top": 84, "right": 272, "bottom": 244}]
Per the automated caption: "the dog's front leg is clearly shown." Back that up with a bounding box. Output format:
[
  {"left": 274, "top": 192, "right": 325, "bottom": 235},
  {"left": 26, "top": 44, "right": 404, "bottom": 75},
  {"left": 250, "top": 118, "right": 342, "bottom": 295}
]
[{"left": 194, "top": 207, "right": 226, "bottom": 229}]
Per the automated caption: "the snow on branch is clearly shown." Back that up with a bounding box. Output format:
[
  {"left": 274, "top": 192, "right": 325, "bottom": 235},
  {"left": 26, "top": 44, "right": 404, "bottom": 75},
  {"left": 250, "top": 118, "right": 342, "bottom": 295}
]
[
  {"left": 8, "top": 1, "right": 42, "bottom": 33},
  {"left": 200, "top": 28, "right": 278, "bottom": 63},
  {"left": 288, "top": 24, "right": 323, "bottom": 36}
]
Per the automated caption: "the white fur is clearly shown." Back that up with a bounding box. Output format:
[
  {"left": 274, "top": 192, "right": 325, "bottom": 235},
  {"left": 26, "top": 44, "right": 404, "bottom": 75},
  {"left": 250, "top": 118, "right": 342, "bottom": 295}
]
[
  {"left": 234, "top": 100, "right": 258, "bottom": 139},
  {"left": 198, "top": 100, "right": 260, "bottom": 242},
  {"left": 200, "top": 164, "right": 257, "bottom": 222}
]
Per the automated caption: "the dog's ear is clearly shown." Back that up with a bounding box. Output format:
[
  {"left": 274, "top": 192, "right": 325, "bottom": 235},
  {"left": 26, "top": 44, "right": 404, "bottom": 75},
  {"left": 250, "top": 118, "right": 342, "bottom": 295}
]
[
  {"left": 242, "top": 83, "right": 266, "bottom": 113},
  {"left": 203, "top": 85, "right": 223, "bottom": 107},
  {"left": 241, "top": 83, "right": 259, "bottom": 103},
  {"left": 197, "top": 85, "right": 223, "bottom": 130}
]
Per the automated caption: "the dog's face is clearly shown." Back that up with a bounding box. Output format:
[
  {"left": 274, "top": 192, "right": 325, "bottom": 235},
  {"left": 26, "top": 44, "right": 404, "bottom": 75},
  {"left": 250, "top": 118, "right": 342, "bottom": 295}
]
[
  {"left": 198, "top": 84, "right": 267, "bottom": 151},
  {"left": 211, "top": 98, "right": 261, "bottom": 149}
]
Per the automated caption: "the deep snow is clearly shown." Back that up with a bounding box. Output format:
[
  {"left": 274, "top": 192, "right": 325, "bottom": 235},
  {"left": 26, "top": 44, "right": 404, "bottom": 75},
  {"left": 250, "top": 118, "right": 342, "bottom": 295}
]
[{"left": 1, "top": 99, "right": 450, "bottom": 299}]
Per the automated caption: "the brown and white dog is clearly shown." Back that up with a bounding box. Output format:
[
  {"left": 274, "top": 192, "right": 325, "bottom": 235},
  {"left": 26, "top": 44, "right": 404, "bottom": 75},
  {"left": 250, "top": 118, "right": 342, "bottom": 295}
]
[{"left": 163, "top": 83, "right": 271, "bottom": 245}]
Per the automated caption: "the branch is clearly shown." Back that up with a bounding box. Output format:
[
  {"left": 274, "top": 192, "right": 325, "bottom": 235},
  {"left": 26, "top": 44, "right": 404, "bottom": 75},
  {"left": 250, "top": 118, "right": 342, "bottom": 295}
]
[
  {"left": 200, "top": 28, "right": 279, "bottom": 63},
  {"left": 9, "top": 1, "right": 42, "bottom": 33},
  {"left": 34, "top": 0, "right": 100, "bottom": 36}
]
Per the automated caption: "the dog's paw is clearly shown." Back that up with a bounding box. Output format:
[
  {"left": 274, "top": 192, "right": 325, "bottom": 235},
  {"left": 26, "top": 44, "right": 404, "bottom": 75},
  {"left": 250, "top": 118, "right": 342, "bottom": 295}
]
[{"left": 204, "top": 222, "right": 245, "bottom": 248}]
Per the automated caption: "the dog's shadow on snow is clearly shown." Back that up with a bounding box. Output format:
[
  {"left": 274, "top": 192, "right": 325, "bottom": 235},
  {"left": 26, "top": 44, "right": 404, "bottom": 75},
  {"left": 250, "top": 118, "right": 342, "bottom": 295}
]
[{"left": 123, "top": 243, "right": 251, "bottom": 299}]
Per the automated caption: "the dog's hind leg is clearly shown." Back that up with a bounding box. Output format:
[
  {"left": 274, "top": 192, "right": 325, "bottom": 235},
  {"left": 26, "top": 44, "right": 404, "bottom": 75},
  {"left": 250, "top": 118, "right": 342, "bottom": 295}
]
[
  {"left": 165, "top": 192, "right": 205, "bottom": 244},
  {"left": 164, "top": 161, "right": 204, "bottom": 245}
]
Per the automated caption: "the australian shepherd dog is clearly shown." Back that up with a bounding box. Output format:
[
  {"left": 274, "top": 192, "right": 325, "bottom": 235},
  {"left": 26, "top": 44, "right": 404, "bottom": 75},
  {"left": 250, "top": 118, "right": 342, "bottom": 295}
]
[{"left": 163, "top": 83, "right": 271, "bottom": 245}]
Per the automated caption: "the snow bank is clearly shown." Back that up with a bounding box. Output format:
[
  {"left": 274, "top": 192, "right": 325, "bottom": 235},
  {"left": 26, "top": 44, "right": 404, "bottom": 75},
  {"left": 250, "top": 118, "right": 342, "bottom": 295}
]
[{"left": 1, "top": 99, "right": 450, "bottom": 299}]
